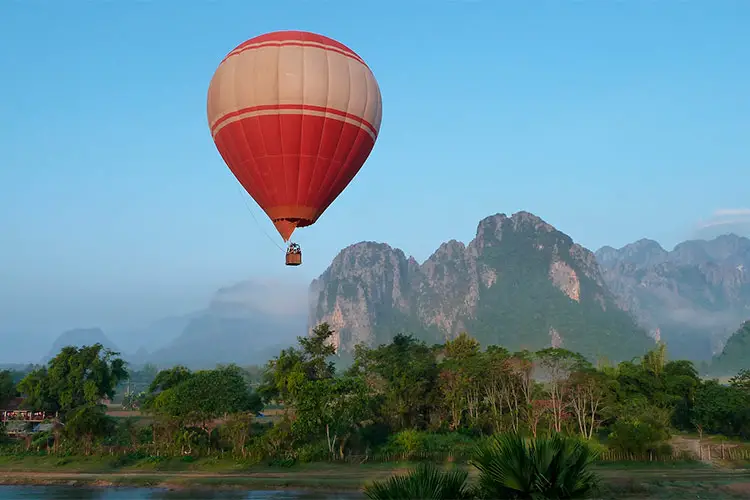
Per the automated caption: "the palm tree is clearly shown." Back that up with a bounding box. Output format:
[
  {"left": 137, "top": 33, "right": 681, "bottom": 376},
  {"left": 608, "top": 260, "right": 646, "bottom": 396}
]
[
  {"left": 471, "top": 433, "right": 599, "bottom": 499},
  {"left": 365, "top": 432, "right": 600, "bottom": 499},
  {"left": 364, "top": 462, "right": 474, "bottom": 500}
]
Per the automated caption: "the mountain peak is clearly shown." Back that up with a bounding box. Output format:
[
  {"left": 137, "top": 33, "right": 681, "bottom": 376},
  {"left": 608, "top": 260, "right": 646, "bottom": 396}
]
[
  {"left": 595, "top": 238, "right": 667, "bottom": 270},
  {"left": 310, "top": 211, "right": 652, "bottom": 361},
  {"left": 44, "top": 327, "right": 118, "bottom": 363},
  {"left": 427, "top": 240, "right": 466, "bottom": 261},
  {"left": 510, "top": 210, "right": 555, "bottom": 230}
]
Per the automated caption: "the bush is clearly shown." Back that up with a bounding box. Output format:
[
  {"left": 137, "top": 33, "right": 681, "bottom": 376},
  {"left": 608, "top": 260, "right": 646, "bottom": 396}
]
[
  {"left": 608, "top": 420, "right": 670, "bottom": 455},
  {"left": 107, "top": 450, "right": 151, "bottom": 468},
  {"left": 30, "top": 431, "right": 53, "bottom": 450},
  {"left": 254, "top": 419, "right": 295, "bottom": 460},
  {"left": 378, "top": 430, "right": 481, "bottom": 460},
  {"left": 607, "top": 400, "right": 672, "bottom": 456},
  {"left": 355, "top": 421, "right": 391, "bottom": 451},
  {"left": 296, "top": 440, "right": 330, "bottom": 463},
  {"left": 471, "top": 433, "right": 600, "bottom": 499},
  {"left": 364, "top": 462, "right": 473, "bottom": 500}
]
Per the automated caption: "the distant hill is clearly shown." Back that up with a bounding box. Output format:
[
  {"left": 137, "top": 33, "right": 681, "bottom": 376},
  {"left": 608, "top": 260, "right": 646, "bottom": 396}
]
[
  {"left": 146, "top": 279, "right": 307, "bottom": 369},
  {"left": 39, "top": 280, "right": 308, "bottom": 370},
  {"left": 595, "top": 234, "right": 750, "bottom": 361},
  {"left": 43, "top": 328, "right": 119, "bottom": 363},
  {"left": 309, "top": 211, "right": 654, "bottom": 362},
  {"left": 112, "top": 313, "right": 198, "bottom": 356},
  {"left": 710, "top": 321, "right": 750, "bottom": 375}
]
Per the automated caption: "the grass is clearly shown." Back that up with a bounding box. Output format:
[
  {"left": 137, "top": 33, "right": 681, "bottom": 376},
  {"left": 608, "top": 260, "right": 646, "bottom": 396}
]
[
  {"left": 596, "top": 478, "right": 750, "bottom": 499},
  {"left": 593, "top": 460, "right": 708, "bottom": 469}
]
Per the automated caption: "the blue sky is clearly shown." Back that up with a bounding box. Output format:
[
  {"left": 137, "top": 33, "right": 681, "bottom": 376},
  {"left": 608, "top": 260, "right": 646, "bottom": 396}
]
[{"left": 1, "top": 1, "right": 749, "bottom": 351}]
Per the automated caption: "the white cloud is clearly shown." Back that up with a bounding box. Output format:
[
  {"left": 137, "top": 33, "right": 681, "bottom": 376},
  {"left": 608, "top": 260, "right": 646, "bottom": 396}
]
[
  {"left": 694, "top": 208, "right": 750, "bottom": 238},
  {"left": 713, "top": 208, "right": 750, "bottom": 217}
]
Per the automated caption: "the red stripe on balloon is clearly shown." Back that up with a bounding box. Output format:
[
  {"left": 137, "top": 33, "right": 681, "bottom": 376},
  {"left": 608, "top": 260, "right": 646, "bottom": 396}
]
[
  {"left": 223, "top": 41, "right": 365, "bottom": 66},
  {"left": 213, "top": 113, "right": 375, "bottom": 236},
  {"left": 211, "top": 104, "right": 378, "bottom": 138},
  {"left": 224, "top": 31, "right": 365, "bottom": 65}
]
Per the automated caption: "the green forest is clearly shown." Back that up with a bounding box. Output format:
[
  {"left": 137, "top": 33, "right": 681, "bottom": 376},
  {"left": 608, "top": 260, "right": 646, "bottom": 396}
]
[{"left": 2, "top": 323, "right": 750, "bottom": 497}]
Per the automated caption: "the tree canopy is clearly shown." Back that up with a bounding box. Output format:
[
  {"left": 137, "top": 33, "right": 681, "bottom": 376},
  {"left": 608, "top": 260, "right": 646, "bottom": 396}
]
[{"left": 17, "top": 343, "right": 127, "bottom": 416}]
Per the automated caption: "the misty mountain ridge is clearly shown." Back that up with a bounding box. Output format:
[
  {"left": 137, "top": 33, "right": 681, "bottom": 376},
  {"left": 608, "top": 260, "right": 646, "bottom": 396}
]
[
  {"left": 40, "top": 279, "right": 307, "bottom": 370},
  {"left": 146, "top": 278, "right": 306, "bottom": 369},
  {"left": 595, "top": 233, "right": 750, "bottom": 361},
  {"left": 30, "top": 219, "right": 750, "bottom": 371},
  {"left": 42, "top": 327, "right": 120, "bottom": 363}
]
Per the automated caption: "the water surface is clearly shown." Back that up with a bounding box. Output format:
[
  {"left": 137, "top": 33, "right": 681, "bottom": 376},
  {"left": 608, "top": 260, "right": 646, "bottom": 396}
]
[{"left": 0, "top": 486, "right": 363, "bottom": 499}]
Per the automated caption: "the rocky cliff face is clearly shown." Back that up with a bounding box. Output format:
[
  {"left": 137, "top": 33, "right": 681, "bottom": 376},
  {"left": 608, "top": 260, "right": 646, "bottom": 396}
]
[
  {"left": 309, "top": 211, "right": 653, "bottom": 361},
  {"left": 596, "top": 234, "right": 750, "bottom": 361}
]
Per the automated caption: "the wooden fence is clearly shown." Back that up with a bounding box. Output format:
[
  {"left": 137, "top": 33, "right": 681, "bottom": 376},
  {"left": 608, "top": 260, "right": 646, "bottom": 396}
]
[
  {"left": 696, "top": 444, "right": 750, "bottom": 461},
  {"left": 598, "top": 450, "right": 695, "bottom": 462},
  {"left": 599, "top": 445, "right": 750, "bottom": 462}
]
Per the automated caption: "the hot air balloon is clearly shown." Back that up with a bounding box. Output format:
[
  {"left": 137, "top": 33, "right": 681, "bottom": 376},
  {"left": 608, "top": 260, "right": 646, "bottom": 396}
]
[{"left": 207, "top": 31, "right": 383, "bottom": 266}]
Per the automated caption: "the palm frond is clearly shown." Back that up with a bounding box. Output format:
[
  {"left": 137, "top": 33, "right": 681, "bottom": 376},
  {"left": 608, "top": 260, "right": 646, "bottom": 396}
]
[
  {"left": 364, "top": 462, "right": 474, "bottom": 500},
  {"left": 470, "top": 433, "right": 600, "bottom": 499}
]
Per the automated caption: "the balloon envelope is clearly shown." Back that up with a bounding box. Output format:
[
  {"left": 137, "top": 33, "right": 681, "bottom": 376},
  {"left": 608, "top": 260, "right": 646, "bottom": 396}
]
[{"left": 207, "top": 31, "right": 383, "bottom": 241}]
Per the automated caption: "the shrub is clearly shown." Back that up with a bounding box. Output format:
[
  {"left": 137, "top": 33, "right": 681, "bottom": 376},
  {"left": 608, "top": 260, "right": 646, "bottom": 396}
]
[
  {"left": 471, "top": 433, "right": 600, "bottom": 499},
  {"left": 607, "top": 400, "right": 671, "bottom": 456},
  {"left": 364, "top": 462, "right": 474, "bottom": 500},
  {"left": 296, "top": 440, "right": 330, "bottom": 463},
  {"left": 378, "top": 430, "right": 481, "bottom": 460},
  {"left": 607, "top": 420, "right": 670, "bottom": 455}
]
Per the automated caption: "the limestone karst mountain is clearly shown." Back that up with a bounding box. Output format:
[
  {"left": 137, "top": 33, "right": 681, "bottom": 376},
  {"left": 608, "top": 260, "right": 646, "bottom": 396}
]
[{"left": 309, "top": 211, "right": 654, "bottom": 362}]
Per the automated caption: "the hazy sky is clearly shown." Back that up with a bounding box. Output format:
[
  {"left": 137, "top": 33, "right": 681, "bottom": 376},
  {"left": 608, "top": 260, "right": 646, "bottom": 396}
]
[{"left": 1, "top": 1, "right": 748, "bottom": 350}]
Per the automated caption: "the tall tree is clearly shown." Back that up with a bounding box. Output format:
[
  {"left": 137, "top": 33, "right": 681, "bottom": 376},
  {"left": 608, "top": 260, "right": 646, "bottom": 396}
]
[
  {"left": 438, "top": 333, "right": 482, "bottom": 430},
  {"left": 63, "top": 404, "right": 114, "bottom": 455},
  {"left": 17, "top": 344, "right": 128, "bottom": 416},
  {"left": 535, "top": 348, "right": 589, "bottom": 433},
  {"left": 504, "top": 351, "right": 534, "bottom": 433},
  {"left": 259, "top": 323, "right": 337, "bottom": 406},
  {"left": 482, "top": 346, "right": 512, "bottom": 433},
  {"left": 294, "top": 375, "right": 372, "bottom": 459},
  {"left": 150, "top": 364, "right": 262, "bottom": 440},
  {"left": 0, "top": 370, "right": 16, "bottom": 408},
  {"left": 729, "top": 369, "right": 750, "bottom": 392},
  {"left": 568, "top": 369, "right": 611, "bottom": 439},
  {"left": 147, "top": 365, "right": 193, "bottom": 395},
  {"left": 350, "top": 334, "right": 439, "bottom": 430}
]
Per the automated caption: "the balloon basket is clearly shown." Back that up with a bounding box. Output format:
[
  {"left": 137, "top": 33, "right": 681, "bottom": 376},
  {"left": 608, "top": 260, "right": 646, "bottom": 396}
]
[{"left": 286, "top": 251, "right": 302, "bottom": 266}]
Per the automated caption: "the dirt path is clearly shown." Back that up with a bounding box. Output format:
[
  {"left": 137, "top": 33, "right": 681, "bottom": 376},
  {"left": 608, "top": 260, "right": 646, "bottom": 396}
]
[
  {"left": 670, "top": 435, "right": 708, "bottom": 462},
  {"left": 0, "top": 467, "right": 748, "bottom": 481}
]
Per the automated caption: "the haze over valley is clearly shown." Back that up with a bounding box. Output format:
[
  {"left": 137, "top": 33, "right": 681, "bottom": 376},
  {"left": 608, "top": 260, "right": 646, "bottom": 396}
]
[{"left": 3, "top": 213, "right": 748, "bottom": 375}]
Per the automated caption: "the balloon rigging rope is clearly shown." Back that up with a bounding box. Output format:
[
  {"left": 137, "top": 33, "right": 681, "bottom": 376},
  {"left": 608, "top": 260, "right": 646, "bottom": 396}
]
[{"left": 234, "top": 183, "right": 286, "bottom": 253}]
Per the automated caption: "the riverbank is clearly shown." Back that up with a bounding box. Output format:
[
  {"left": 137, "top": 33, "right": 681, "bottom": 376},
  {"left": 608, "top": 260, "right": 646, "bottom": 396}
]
[{"left": 1, "top": 458, "right": 750, "bottom": 498}]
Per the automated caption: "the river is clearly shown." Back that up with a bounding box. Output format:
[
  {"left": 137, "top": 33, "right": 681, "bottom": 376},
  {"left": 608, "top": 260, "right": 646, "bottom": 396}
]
[{"left": 0, "top": 486, "right": 364, "bottom": 499}]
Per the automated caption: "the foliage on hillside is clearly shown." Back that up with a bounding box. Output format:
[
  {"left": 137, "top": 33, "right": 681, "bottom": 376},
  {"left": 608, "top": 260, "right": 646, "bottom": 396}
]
[
  {"left": 711, "top": 321, "right": 750, "bottom": 375},
  {"left": 470, "top": 223, "right": 651, "bottom": 359}
]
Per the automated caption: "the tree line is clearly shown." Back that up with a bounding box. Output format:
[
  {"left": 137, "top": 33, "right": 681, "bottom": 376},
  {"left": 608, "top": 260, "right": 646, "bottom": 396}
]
[{"left": 1, "top": 323, "right": 749, "bottom": 462}]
